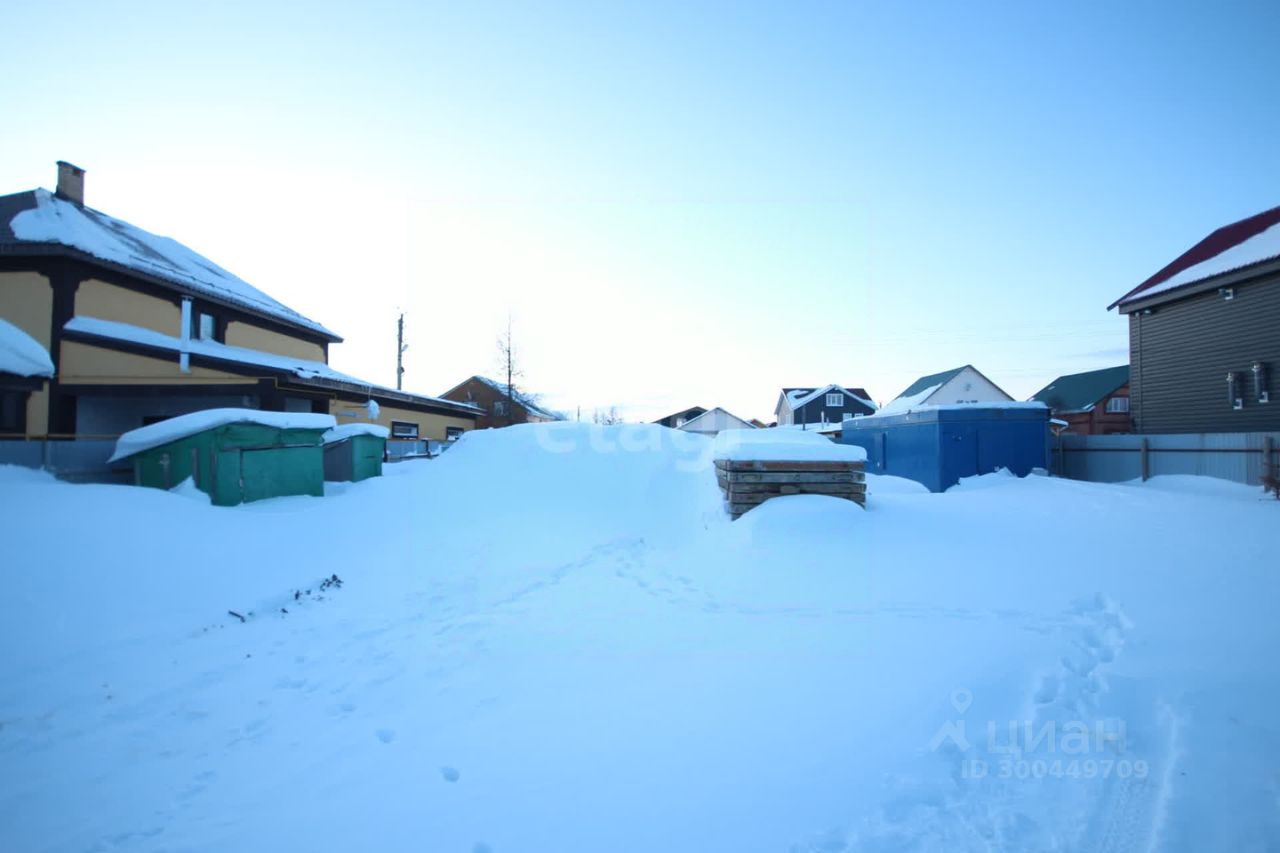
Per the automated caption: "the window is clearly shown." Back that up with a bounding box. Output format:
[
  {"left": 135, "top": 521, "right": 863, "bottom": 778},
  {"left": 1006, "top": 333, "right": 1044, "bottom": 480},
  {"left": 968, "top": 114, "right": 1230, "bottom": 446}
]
[
  {"left": 493, "top": 400, "right": 508, "bottom": 416},
  {"left": 1105, "top": 396, "right": 1130, "bottom": 414},
  {"left": 391, "top": 421, "right": 419, "bottom": 439},
  {"left": 1, "top": 390, "right": 27, "bottom": 434},
  {"left": 825, "top": 392, "right": 842, "bottom": 407},
  {"left": 445, "top": 426, "right": 464, "bottom": 441},
  {"left": 191, "top": 310, "right": 222, "bottom": 342}
]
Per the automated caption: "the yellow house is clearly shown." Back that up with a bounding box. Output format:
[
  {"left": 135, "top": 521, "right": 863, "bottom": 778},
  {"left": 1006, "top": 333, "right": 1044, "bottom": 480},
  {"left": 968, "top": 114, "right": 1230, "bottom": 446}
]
[{"left": 0, "top": 162, "right": 479, "bottom": 447}]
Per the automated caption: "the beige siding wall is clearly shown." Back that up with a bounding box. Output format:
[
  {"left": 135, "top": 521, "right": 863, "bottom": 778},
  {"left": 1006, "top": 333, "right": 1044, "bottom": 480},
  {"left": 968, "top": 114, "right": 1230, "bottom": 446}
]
[
  {"left": 0, "top": 271, "right": 53, "bottom": 347},
  {"left": 330, "top": 399, "right": 474, "bottom": 441},
  {"left": 24, "top": 388, "right": 49, "bottom": 435},
  {"left": 76, "top": 279, "right": 180, "bottom": 335},
  {"left": 59, "top": 341, "right": 247, "bottom": 384},
  {"left": 0, "top": 272, "right": 54, "bottom": 434},
  {"left": 226, "top": 321, "right": 325, "bottom": 362}
]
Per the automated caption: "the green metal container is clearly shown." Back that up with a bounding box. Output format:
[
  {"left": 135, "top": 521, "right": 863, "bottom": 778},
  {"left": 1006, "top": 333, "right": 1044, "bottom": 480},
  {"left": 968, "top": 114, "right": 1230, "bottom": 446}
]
[
  {"left": 127, "top": 421, "right": 327, "bottom": 506},
  {"left": 323, "top": 432, "right": 385, "bottom": 482}
]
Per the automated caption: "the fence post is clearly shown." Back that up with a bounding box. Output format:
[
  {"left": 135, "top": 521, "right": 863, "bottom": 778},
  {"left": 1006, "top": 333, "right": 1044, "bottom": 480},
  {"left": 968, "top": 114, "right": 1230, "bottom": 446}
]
[{"left": 1140, "top": 438, "right": 1149, "bottom": 482}]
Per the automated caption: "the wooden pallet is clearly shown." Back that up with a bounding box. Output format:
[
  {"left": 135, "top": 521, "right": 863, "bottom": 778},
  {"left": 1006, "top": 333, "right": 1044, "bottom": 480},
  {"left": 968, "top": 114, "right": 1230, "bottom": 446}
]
[{"left": 715, "top": 458, "right": 866, "bottom": 519}]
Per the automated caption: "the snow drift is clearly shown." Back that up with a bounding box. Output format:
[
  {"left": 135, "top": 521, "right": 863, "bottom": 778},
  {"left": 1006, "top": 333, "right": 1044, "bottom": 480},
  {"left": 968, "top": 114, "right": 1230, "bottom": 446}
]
[{"left": 1, "top": 422, "right": 1277, "bottom": 852}]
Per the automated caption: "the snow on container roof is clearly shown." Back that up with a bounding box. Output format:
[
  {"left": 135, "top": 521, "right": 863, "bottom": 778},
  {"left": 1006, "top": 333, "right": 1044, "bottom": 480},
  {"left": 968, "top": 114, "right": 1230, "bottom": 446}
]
[
  {"left": 0, "top": 317, "right": 54, "bottom": 377},
  {"left": 712, "top": 428, "right": 867, "bottom": 462},
  {"left": 3, "top": 189, "right": 338, "bottom": 339},
  {"left": 110, "top": 408, "right": 336, "bottom": 462},
  {"left": 323, "top": 423, "right": 390, "bottom": 444},
  {"left": 855, "top": 401, "right": 1049, "bottom": 422}
]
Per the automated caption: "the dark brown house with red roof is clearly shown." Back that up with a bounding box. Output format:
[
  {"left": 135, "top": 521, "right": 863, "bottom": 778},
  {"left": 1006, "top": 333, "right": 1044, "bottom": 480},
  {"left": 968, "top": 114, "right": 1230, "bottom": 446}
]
[{"left": 1109, "top": 205, "right": 1279, "bottom": 433}]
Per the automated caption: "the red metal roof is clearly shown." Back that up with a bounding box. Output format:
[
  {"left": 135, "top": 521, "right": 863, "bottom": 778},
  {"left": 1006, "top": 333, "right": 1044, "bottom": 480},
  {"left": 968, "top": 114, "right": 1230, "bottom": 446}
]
[{"left": 1108, "top": 204, "right": 1280, "bottom": 310}]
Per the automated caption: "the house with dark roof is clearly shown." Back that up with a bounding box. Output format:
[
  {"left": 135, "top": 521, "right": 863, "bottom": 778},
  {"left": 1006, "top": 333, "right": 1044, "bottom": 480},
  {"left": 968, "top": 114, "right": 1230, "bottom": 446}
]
[
  {"left": 880, "top": 365, "right": 1012, "bottom": 414},
  {"left": 0, "top": 161, "right": 481, "bottom": 448},
  {"left": 1030, "top": 365, "right": 1130, "bottom": 435},
  {"left": 774, "top": 384, "right": 876, "bottom": 427},
  {"left": 440, "top": 375, "right": 563, "bottom": 429},
  {"left": 652, "top": 406, "right": 707, "bottom": 429},
  {"left": 1108, "top": 205, "right": 1279, "bottom": 433}
]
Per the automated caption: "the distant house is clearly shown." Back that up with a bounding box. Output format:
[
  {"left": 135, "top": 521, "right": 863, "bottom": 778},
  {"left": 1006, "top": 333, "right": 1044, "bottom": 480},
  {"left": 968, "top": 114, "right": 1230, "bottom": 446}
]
[
  {"left": 652, "top": 406, "right": 707, "bottom": 429},
  {"left": 440, "top": 375, "right": 562, "bottom": 429},
  {"left": 1030, "top": 365, "right": 1130, "bottom": 435},
  {"left": 1108, "top": 205, "right": 1279, "bottom": 433},
  {"left": 774, "top": 384, "right": 876, "bottom": 427},
  {"left": 674, "top": 407, "right": 756, "bottom": 436},
  {"left": 0, "top": 162, "right": 481, "bottom": 447},
  {"left": 881, "top": 365, "right": 1012, "bottom": 414}
]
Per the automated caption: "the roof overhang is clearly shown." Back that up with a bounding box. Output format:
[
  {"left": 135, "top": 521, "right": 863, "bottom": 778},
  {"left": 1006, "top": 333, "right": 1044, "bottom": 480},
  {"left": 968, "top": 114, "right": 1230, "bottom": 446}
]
[
  {"left": 1111, "top": 257, "right": 1280, "bottom": 313},
  {"left": 62, "top": 323, "right": 481, "bottom": 418}
]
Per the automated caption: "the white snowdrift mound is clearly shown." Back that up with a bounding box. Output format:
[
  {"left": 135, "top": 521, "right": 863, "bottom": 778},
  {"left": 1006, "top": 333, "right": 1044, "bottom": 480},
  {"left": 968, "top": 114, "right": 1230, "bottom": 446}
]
[{"left": 1, "top": 427, "right": 1278, "bottom": 853}]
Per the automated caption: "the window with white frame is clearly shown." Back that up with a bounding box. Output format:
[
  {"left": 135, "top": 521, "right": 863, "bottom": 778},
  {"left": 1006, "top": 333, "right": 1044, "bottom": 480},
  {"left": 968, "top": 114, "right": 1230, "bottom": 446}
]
[
  {"left": 493, "top": 399, "right": 508, "bottom": 416},
  {"left": 1105, "top": 396, "right": 1130, "bottom": 414},
  {"left": 825, "top": 392, "right": 842, "bottom": 407},
  {"left": 390, "top": 421, "right": 419, "bottom": 439}
]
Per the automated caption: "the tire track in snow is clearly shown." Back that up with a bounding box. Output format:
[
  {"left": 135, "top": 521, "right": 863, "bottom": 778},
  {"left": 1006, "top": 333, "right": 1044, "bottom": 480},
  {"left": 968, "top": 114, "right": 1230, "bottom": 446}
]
[{"left": 791, "top": 594, "right": 1180, "bottom": 852}]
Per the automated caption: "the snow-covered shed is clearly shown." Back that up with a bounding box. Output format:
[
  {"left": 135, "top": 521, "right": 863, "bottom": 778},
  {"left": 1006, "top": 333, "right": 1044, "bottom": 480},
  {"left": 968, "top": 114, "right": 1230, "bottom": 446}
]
[
  {"left": 111, "top": 409, "right": 335, "bottom": 505},
  {"left": 322, "top": 423, "right": 389, "bottom": 483}
]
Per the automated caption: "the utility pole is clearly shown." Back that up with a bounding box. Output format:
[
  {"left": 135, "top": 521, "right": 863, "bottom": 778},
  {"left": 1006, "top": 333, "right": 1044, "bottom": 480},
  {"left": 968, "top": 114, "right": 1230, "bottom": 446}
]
[{"left": 396, "top": 313, "right": 406, "bottom": 390}]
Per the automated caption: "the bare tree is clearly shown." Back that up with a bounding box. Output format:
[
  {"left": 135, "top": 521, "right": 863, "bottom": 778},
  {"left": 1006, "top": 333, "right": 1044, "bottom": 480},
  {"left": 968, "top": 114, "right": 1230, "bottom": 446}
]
[
  {"left": 593, "top": 406, "right": 624, "bottom": 425},
  {"left": 495, "top": 316, "right": 524, "bottom": 426}
]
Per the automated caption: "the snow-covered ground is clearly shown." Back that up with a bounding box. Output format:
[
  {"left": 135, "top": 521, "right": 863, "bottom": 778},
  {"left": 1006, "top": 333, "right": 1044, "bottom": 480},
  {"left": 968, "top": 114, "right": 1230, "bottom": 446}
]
[{"left": 2, "top": 423, "right": 1277, "bottom": 852}]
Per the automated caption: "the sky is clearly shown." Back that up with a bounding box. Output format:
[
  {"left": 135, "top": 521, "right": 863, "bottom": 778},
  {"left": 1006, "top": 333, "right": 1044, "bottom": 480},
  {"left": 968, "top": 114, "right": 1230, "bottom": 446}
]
[{"left": 2, "top": 0, "right": 1278, "bottom": 422}]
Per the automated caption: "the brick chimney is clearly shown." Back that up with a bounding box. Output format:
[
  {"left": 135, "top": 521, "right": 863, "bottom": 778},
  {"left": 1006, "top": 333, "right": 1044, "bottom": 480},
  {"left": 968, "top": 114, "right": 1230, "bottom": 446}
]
[{"left": 55, "top": 161, "right": 85, "bottom": 205}]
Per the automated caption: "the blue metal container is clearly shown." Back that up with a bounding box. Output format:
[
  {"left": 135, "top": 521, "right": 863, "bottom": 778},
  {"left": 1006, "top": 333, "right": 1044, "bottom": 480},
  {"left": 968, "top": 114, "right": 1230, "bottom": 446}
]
[{"left": 841, "top": 405, "right": 1050, "bottom": 492}]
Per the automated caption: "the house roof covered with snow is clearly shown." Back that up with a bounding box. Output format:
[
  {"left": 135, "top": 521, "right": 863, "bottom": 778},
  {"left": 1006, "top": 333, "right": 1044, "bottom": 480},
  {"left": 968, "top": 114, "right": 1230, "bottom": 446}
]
[
  {"left": 1030, "top": 365, "right": 1129, "bottom": 414},
  {"left": 0, "top": 317, "right": 54, "bottom": 378},
  {"left": 892, "top": 366, "right": 968, "bottom": 402},
  {"left": 1109, "top": 205, "right": 1280, "bottom": 310},
  {"left": 778, "top": 384, "right": 875, "bottom": 413},
  {"left": 64, "top": 315, "right": 482, "bottom": 417},
  {"left": 0, "top": 188, "right": 340, "bottom": 340},
  {"left": 109, "top": 408, "right": 336, "bottom": 462}
]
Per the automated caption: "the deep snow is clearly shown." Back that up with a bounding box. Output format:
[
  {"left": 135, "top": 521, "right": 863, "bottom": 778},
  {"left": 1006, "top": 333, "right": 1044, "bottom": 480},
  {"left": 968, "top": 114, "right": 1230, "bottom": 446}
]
[
  {"left": 0, "top": 316, "right": 54, "bottom": 377},
  {"left": 1, "top": 423, "right": 1278, "bottom": 852}
]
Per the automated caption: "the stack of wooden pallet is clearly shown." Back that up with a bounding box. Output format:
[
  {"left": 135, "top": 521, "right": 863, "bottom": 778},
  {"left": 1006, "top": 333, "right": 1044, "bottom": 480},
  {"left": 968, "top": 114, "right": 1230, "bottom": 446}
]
[{"left": 715, "top": 458, "right": 867, "bottom": 519}]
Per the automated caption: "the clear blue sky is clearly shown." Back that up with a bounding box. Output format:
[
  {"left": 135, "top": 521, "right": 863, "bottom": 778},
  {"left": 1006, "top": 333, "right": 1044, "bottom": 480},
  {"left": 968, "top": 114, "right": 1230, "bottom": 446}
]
[{"left": 3, "top": 1, "right": 1277, "bottom": 420}]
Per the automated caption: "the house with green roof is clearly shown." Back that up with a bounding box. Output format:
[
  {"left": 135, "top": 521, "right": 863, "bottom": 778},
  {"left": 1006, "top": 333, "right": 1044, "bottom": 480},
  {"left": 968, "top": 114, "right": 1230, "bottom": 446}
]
[
  {"left": 880, "top": 365, "right": 1012, "bottom": 414},
  {"left": 1030, "top": 365, "right": 1131, "bottom": 435}
]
